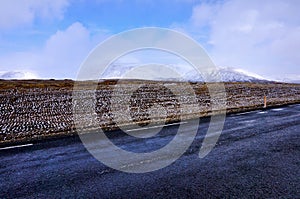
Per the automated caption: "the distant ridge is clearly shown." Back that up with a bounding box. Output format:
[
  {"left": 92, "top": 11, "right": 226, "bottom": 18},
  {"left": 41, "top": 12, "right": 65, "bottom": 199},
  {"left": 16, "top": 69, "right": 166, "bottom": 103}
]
[
  {"left": 3, "top": 67, "right": 298, "bottom": 83},
  {"left": 182, "top": 67, "right": 267, "bottom": 83},
  {"left": 101, "top": 64, "right": 269, "bottom": 83},
  {"left": 0, "top": 71, "right": 38, "bottom": 79}
]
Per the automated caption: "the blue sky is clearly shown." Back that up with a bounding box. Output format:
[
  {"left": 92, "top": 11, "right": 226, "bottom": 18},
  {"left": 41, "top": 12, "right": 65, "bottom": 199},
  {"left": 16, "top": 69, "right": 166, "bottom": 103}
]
[{"left": 0, "top": 0, "right": 299, "bottom": 81}]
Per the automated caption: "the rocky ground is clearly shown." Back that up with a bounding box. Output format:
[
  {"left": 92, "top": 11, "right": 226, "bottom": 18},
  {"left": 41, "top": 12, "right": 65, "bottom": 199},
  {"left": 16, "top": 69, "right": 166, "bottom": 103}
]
[{"left": 0, "top": 79, "right": 299, "bottom": 145}]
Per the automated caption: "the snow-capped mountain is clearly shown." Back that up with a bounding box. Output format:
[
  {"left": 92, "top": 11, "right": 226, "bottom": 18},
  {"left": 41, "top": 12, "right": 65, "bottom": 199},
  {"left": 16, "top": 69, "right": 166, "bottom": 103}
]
[
  {"left": 273, "top": 76, "right": 300, "bottom": 84},
  {"left": 0, "top": 65, "right": 270, "bottom": 83},
  {"left": 0, "top": 71, "right": 38, "bottom": 79},
  {"left": 101, "top": 64, "right": 267, "bottom": 82},
  {"left": 182, "top": 67, "right": 267, "bottom": 82}
]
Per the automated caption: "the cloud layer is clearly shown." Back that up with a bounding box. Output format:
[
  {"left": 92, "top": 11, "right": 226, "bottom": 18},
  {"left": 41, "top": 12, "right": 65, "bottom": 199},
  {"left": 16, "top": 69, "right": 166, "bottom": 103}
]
[
  {"left": 189, "top": 0, "right": 300, "bottom": 80},
  {"left": 0, "top": 22, "right": 110, "bottom": 79},
  {"left": 0, "top": 0, "right": 69, "bottom": 30}
]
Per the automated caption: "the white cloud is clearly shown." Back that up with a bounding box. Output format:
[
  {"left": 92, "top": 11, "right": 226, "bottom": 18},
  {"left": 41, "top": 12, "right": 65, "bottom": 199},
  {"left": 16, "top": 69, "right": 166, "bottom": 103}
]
[
  {"left": 190, "top": 3, "right": 217, "bottom": 28},
  {"left": 187, "top": 0, "right": 300, "bottom": 80},
  {"left": 0, "top": 0, "right": 69, "bottom": 30},
  {"left": 0, "top": 22, "right": 111, "bottom": 79},
  {"left": 41, "top": 22, "right": 91, "bottom": 78}
]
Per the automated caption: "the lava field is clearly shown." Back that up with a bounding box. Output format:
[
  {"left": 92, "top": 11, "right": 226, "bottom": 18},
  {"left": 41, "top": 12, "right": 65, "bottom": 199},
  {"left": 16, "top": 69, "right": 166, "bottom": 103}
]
[{"left": 0, "top": 79, "right": 299, "bottom": 145}]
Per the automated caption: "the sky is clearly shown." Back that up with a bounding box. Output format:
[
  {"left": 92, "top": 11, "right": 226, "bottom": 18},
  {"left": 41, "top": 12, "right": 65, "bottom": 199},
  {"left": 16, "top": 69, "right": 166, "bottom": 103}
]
[{"left": 0, "top": 0, "right": 299, "bottom": 81}]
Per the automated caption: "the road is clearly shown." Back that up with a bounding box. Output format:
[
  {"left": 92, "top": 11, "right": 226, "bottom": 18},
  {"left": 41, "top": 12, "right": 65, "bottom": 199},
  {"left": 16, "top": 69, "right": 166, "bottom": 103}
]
[{"left": 1, "top": 104, "right": 300, "bottom": 198}]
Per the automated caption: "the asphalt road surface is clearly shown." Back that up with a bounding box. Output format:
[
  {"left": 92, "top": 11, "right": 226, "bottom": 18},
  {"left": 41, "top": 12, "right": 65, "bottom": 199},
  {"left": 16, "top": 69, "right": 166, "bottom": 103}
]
[{"left": 1, "top": 104, "right": 300, "bottom": 198}]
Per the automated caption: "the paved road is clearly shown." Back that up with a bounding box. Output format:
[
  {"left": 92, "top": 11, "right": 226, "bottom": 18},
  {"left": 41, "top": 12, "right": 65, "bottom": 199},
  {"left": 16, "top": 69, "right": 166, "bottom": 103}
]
[{"left": 1, "top": 104, "right": 300, "bottom": 198}]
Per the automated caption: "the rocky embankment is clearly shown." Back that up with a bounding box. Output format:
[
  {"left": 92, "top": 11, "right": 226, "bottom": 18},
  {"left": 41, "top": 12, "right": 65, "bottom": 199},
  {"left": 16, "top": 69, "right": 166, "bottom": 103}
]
[{"left": 0, "top": 79, "right": 299, "bottom": 145}]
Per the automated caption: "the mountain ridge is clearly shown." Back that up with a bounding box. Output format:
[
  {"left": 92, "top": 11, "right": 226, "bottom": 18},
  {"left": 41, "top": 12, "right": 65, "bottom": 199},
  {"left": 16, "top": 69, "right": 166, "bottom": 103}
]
[{"left": 1, "top": 67, "right": 298, "bottom": 83}]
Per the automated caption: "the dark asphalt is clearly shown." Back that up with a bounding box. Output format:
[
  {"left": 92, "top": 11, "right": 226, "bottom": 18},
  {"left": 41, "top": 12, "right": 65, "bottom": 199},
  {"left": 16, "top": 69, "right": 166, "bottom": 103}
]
[{"left": 1, "top": 104, "right": 300, "bottom": 198}]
